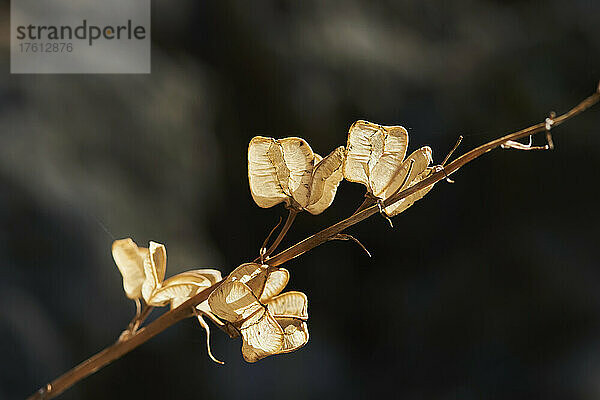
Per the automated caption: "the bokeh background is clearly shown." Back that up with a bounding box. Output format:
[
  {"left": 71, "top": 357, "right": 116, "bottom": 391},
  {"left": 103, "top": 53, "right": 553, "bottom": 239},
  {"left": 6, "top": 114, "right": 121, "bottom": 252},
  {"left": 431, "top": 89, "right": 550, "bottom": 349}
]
[{"left": 1, "top": 1, "right": 599, "bottom": 399}]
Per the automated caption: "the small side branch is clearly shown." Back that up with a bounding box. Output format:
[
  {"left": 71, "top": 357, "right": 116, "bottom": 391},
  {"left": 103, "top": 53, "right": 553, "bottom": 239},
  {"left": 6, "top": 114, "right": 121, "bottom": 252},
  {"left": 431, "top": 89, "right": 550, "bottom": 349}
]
[
  {"left": 353, "top": 196, "right": 376, "bottom": 215},
  {"left": 261, "top": 208, "right": 298, "bottom": 260},
  {"left": 119, "top": 303, "right": 154, "bottom": 341},
  {"left": 328, "top": 233, "right": 372, "bottom": 257},
  {"left": 442, "top": 135, "right": 463, "bottom": 166},
  {"left": 500, "top": 134, "right": 549, "bottom": 151}
]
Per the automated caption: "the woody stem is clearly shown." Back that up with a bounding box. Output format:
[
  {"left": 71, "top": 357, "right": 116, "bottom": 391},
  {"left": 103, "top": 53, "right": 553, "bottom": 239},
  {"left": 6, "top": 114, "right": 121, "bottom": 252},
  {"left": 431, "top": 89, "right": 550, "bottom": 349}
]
[{"left": 26, "top": 298, "right": 204, "bottom": 400}]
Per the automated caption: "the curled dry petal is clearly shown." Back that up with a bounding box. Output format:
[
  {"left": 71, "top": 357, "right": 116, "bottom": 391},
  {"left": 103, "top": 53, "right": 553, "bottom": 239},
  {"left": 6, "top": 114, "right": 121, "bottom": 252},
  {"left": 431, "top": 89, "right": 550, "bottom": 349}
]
[
  {"left": 112, "top": 238, "right": 148, "bottom": 299},
  {"left": 378, "top": 147, "right": 432, "bottom": 202},
  {"left": 141, "top": 241, "right": 167, "bottom": 303},
  {"left": 385, "top": 166, "right": 436, "bottom": 217},
  {"left": 248, "top": 137, "right": 344, "bottom": 214},
  {"left": 266, "top": 291, "right": 309, "bottom": 353},
  {"left": 305, "top": 147, "right": 345, "bottom": 215},
  {"left": 259, "top": 267, "right": 289, "bottom": 302},
  {"left": 267, "top": 291, "right": 308, "bottom": 319},
  {"left": 343, "top": 120, "right": 408, "bottom": 197},
  {"left": 208, "top": 280, "right": 264, "bottom": 323},
  {"left": 146, "top": 269, "right": 222, "bottom": 309},
  {"left": 240, "top": 309, "right": 284, "bottom": 363},
  {"left": 227, "top": 262, "right": 265, "bottom": 290}
]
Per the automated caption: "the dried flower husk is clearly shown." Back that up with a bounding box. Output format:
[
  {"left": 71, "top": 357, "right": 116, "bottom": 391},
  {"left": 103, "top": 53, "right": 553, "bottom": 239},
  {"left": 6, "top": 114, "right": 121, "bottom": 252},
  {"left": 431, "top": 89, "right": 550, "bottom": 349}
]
[
  {"left": 248, "top": 136, "right": 344, "bottom": 214},
  {"left": 343, "top": 120, "right": 409, "bottom": 196},
  {"left": 208, "top": 262, "right": 309, "bottom": 362},
  {"left": 344, "top": 120, "right": 435, "bottom": 215},
  {"left": 113, "top": 238, "right": 225, "bottom": 363},
  {"left": 113, "top": 239, "right": 222, "bottom": 309},
  {"left": 306, "top": 147, "right": 345, "bottom": 214}
]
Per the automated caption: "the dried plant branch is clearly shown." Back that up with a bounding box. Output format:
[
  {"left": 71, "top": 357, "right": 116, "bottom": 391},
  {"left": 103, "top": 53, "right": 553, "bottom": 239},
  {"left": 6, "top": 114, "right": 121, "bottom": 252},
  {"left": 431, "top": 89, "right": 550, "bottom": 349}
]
[
  {"left": 28, "top": 299, "right": 200, "bottom": 400},
  {"left": 28, "top": 83, "right": 599, "bottom": 400},
  {"left": 267, "top": 85, "right": 600, "bottom": 266}
]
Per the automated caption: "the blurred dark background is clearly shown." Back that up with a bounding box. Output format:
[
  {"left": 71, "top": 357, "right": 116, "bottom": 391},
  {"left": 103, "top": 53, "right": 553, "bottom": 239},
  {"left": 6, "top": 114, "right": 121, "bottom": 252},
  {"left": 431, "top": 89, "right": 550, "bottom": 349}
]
[{"left": 1, "top": 1, "right": 599, "bottom": 399}]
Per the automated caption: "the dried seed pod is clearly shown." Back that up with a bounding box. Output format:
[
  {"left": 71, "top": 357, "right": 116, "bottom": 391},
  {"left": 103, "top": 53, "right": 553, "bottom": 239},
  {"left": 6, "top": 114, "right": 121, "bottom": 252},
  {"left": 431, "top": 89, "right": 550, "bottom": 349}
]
[
  {"left": 344, "top": 120, "right": 436, "bottom": 216},
  {"left": 258, "top": 267, "right": 289, "bottom": 302},
  {"left": 113, "top": 239, "right": 222, "bottom": 310},
  {"left": 112, "top": 239, "right": 225, "bottom": 364},
  {"left": 343, "top": 120, "right": 409, "bottom": 197},
  {"left": 248, "top": 136, "right": 344, "bottom": 214},
  {"left": 248, "top": 136, "right": 314, "bottom": 209},
  {"left": 207, "top": 262, "right": 309, "bottom": 362},
  {"left": 138, "top": 241, "right": 222, "bottom": 309}
]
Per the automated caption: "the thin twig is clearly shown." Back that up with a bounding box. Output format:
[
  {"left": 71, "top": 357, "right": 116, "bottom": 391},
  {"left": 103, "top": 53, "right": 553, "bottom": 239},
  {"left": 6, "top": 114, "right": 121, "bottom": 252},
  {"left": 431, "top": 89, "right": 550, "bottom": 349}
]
[
  {"left": 442, "top": 135, "right": 464, "bottom": 166},
  {"left": 353, "top": 196, "right": 375, "bottom": 215},
  {"left": 28, "top": 83, "right": 599, "bottom": 400},
  {"left": 328, "top": 233, "right": 372, "bottom": 257},
  {"left": 261, "top": 208, "right": 298, "bottom": 260},
  {"left": 259, "top": 216, "right": 283, "bottom": 255},
  {"left": 119, "top": 304, "right": 154, "bottom": 341},
  {"left": 132, "top": 305, "right": 153, "bottom": 331}
]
